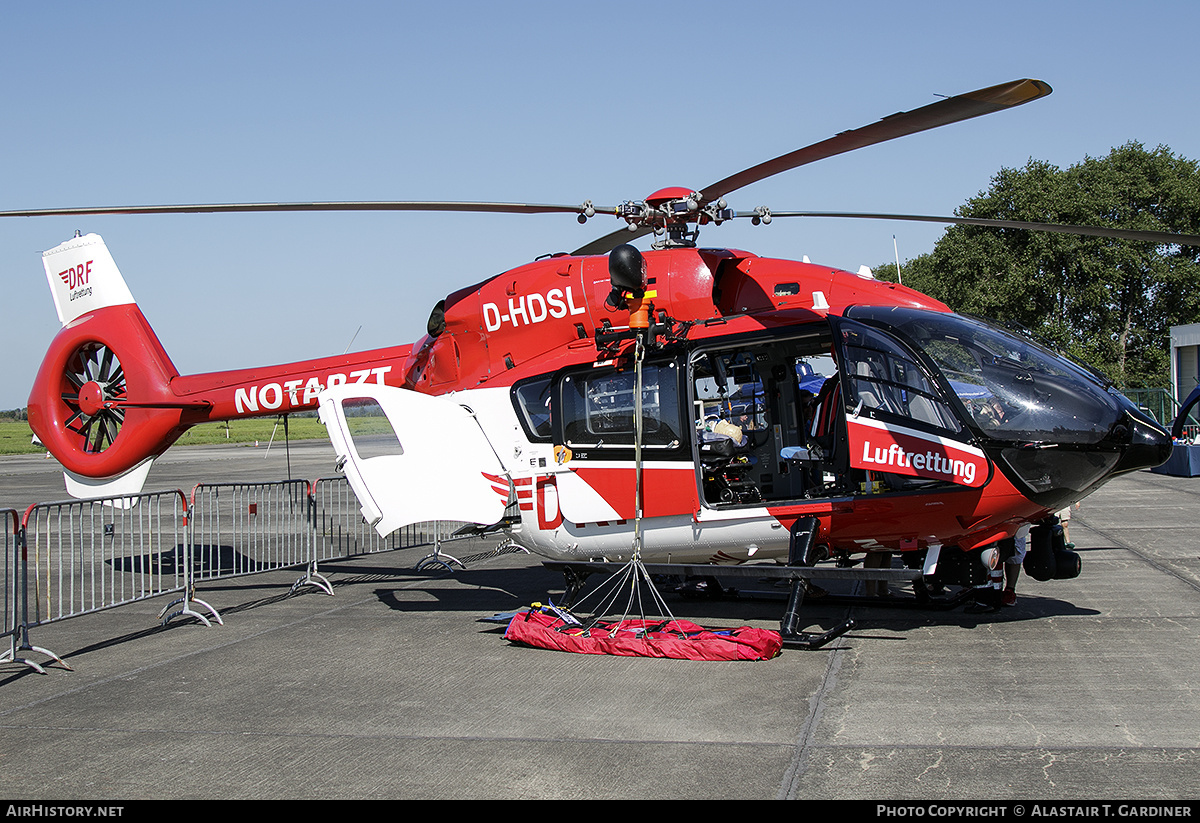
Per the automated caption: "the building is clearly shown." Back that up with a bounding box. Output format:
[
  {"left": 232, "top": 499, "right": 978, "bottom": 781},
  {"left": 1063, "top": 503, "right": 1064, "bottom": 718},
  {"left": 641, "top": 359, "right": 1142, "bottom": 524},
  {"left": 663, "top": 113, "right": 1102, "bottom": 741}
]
[{"left": 1170, "top": 322, "right": 1200, "bottom": 430}]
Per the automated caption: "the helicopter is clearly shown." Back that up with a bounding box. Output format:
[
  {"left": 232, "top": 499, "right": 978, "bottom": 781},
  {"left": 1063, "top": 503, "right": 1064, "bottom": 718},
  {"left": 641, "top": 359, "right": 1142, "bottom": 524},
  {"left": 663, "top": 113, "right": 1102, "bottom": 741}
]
[{"left": 10, "top": 78, "right": 1191, "bottom": 617}]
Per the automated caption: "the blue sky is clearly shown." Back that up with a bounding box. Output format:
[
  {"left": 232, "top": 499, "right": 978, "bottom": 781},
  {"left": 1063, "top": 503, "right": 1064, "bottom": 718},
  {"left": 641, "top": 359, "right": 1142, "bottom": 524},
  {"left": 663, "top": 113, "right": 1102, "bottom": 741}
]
[{"left": 2, "top": 1, "right": 1198, "bottom": 409}]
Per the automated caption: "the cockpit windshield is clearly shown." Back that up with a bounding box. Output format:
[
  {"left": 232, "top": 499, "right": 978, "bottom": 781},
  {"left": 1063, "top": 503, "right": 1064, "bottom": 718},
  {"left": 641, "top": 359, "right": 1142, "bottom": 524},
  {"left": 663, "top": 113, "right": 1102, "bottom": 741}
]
[{"left": 848, "top": 307, "right": 1124, "bottom": 446}]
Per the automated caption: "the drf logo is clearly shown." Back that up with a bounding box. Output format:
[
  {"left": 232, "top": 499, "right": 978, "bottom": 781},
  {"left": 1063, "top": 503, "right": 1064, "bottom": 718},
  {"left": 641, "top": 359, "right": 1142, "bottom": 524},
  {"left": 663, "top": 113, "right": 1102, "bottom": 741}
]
[
  {"left": 59, "top": 260, "right": 93, "bottom": 290},
  {"left": 482, "top": 287, "right": 586, "bottom": 332}
]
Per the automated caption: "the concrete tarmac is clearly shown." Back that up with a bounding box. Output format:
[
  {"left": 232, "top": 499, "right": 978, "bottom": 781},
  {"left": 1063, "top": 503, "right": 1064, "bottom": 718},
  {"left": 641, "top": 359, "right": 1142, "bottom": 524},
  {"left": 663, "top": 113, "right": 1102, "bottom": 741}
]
[{"left": 1, "top": 445, "right": 1199, "bottom": 801}]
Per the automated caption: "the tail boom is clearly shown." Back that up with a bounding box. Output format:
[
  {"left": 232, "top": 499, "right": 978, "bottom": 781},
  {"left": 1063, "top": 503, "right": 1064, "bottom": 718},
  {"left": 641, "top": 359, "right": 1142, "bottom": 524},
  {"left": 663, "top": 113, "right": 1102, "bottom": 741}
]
[
  {"left": 30, "top": 233, "right": 417, "bottom": 481},
  {"left": 30, "top": 321, "right": 415, "bottom": 479}
]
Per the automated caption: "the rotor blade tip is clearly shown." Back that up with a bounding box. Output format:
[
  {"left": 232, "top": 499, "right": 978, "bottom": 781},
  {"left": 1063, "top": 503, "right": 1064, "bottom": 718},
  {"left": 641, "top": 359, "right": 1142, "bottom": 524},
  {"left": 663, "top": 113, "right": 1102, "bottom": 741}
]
[{"left": 971, "top": 78, "right": 1053, "bottom": 107}]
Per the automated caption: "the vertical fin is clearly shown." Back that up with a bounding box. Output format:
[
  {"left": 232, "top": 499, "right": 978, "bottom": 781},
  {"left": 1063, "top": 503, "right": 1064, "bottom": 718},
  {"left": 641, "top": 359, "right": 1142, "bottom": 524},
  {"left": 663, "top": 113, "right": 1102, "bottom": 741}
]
[{"left": 42, "top": 233, "right": 136, "bottom": 326}]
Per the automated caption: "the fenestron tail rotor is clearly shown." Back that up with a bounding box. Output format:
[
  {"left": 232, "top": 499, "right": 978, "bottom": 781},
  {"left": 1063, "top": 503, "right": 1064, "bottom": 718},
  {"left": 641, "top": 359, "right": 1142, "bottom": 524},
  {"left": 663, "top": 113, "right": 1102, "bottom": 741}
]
[{"left": 61, "top": 342, "right": 127, "bottom": 453}]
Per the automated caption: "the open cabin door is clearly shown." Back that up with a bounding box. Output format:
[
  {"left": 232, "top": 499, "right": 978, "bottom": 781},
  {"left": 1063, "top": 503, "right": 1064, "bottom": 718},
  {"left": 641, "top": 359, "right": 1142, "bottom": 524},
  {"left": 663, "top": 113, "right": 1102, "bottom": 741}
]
[
  {"left": 687, "top": 330, "right": 836, "bottom": 508},
  {"left": 829, "top": 314, "right": 989, "bottom": 489},
  {"left": 318, "top": 384, "right": 509, "bottom": 536}
]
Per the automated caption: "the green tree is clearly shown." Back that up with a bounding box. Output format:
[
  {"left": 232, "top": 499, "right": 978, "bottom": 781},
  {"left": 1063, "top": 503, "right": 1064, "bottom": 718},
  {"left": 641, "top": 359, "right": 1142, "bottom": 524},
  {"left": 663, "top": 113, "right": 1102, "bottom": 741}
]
[{"left": 879, "top": 142, "right": 1200, "bottom": 388}]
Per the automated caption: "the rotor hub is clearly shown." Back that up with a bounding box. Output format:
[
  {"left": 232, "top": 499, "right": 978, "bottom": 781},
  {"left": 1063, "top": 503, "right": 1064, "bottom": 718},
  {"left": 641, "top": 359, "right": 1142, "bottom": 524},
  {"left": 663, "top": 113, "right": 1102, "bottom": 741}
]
[
  {"left": 608, "top": 188, "right": 733, "bottom": 249},
  {"left": 77, "top": 380, "right": 108, "bottom": 417},
  {"left": 61, "top": 343, "right": 127, "bottom": 453}
]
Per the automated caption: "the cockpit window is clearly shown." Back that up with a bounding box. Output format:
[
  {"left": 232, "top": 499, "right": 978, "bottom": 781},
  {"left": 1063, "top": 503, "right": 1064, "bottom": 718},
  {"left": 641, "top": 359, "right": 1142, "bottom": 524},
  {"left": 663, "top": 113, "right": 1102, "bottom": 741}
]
[
  {"left": 849, "top": 307, "right": 1124, "bottom": 445},
  {"left": 839, "top": 323, "right": 963, "bottom": 434}
]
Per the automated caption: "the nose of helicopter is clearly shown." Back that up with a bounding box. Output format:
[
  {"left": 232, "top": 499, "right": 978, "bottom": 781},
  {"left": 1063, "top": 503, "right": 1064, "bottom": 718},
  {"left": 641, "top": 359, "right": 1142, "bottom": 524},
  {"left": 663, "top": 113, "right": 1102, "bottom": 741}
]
[
  {"left": 1112, "top": 412, "right": 1175, "bottom": 475},
  {"left": 993, "top": 410, "right": 1173, "bottom": 512}
]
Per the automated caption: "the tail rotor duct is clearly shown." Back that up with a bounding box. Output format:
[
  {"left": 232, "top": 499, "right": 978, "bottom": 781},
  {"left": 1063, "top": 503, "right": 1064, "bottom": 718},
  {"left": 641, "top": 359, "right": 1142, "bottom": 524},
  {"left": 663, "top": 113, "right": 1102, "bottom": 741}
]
[{"left": 61, "top": 342, "right": 127, "bottom": 453}]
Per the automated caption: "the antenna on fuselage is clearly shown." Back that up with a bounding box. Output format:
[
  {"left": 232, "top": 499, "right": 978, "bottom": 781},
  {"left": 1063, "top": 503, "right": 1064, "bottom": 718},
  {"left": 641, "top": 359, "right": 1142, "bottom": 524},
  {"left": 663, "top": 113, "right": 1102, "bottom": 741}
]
[{"left": 893, "top": 235, "right": 904, "bottom": 285}]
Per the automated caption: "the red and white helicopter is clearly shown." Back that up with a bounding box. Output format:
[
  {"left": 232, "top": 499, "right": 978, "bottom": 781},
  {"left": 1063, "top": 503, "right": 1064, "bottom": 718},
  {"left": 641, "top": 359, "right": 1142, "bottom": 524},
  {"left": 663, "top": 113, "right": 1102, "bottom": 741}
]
[{"left": 10, "top": 79, "right": 1191, "bottom": 626}]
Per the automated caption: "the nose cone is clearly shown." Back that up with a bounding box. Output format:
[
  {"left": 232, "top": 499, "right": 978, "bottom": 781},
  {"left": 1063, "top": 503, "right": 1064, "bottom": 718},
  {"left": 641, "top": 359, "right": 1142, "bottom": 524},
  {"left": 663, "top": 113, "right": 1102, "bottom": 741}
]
[
  {"left": 1113, "top": 415, "right": 1174, "bottom": 475},
  {"left": 995, "top": 411, "right": 1174, "bottom": 511}
]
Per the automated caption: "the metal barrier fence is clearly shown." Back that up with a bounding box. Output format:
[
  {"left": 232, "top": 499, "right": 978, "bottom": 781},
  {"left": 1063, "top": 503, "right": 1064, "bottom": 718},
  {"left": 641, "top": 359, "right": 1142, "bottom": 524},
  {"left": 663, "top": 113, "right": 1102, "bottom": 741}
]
[
  {"left": 2, "top": 505, "right": 71, "bottom": 675},
  {"left": 1, "top": 477, "right": 490, "bottom": 675},
  {"left": 313, "top": 477, "right": 435, "bottom": 560},
  {"left": 22, "top": 491, "right": 190, "bottom": 627},
  {"left": 189, "top": 480, "right": 314, "bottom": 585},
  {"left": 2, "top": 508, "right": 17, "bottom": 653},
  {"left": 310, "top": 477, "right": 481, "bottom": 570},
  {"left": 1124, "top": 386, "right": 1200, "bottom": 440}
]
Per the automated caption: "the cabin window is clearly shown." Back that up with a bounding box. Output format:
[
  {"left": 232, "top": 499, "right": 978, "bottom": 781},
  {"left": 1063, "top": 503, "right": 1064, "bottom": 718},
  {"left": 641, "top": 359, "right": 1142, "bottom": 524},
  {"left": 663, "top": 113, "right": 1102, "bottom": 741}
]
[
  {"left": 558, "top": 362, "right": 683, "bottom": 450},
  {"left": 337, "top": 397, "right": 405, "bottom": 459},
  {"left": 512, "top": 376, "right": 554, "bottom": 442},
  {"left": 694, "top": 351, "right": 768, "bottom": 433}
]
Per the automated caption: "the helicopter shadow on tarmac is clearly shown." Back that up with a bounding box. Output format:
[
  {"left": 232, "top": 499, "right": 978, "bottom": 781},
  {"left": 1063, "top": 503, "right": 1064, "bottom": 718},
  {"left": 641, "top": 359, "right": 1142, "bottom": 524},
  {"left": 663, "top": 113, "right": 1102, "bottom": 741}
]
[
  {"left": 0, "top": 551, "right": 1104, "bottom": 687},
  {"left": 667, "top": 580, "right": 1102, "bottom": 640},
  {"left": 348, "top": 556, "right": 1102, "bottom": 645},
  {"left": 98, "top": 534, "right": 1107, "bottom": 640},
  {"left": 827, "top": 592, "right": 1102, "bottom": 637}
]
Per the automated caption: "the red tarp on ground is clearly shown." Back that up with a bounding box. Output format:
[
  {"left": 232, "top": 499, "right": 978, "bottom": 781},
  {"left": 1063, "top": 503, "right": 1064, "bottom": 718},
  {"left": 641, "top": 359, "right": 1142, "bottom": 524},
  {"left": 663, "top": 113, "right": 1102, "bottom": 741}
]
[{"left": 504, "top": 609, "right": 782, "bottom": 661}]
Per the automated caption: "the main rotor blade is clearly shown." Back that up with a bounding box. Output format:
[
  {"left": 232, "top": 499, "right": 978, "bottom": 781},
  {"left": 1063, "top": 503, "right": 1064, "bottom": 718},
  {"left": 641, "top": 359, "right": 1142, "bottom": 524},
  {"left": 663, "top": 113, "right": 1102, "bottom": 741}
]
[
  {"left": 699, "top": 79, "right": 1052, "bottom": 203},
  {"left": 762, "top": 210, "right": 1200, "bottom": 247},
  {"left": 572, "top": 224, "right": 655, "bottom": 256},
  {"left": 0, "top": 200, "right": 597, "bottom": 218}
]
